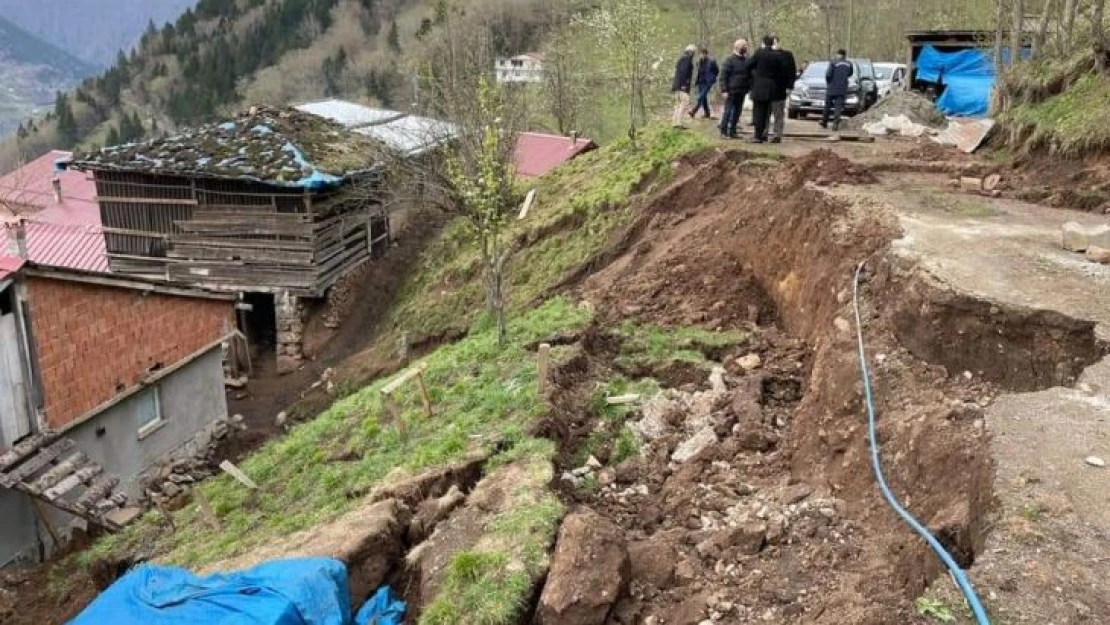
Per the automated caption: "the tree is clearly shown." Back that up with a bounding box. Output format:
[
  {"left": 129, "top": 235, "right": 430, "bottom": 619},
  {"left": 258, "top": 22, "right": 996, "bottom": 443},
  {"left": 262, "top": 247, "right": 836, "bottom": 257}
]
[
  {"left": 543, "top": 26, "right": 587, "bottom": 135},
  {"left": 54, "top": 93, "right": 79, "bottom": 149},
  {"left": 1033, "top": 0, "right": 1056, "bottom": 57},
  {"left": 577, "top": 0, "right": 666, "bottom": 143},
  {"left": 1061, "top": 0, "right": 1080, "bottom": 54},
  {"left": 443, "top": 77, "right": 519, "bottom": 343},
  {"left": 435, "top": 0, "right": 449, "bottom": 25},
  {"left": 1011, "top": 0, "right": 1025, "bottom": 65},
  {"left": 106, "top": 126, "right": 121, "bottom": 147},
  {"left": 388, "top": 19, "right": 402, "bottom": 53}
]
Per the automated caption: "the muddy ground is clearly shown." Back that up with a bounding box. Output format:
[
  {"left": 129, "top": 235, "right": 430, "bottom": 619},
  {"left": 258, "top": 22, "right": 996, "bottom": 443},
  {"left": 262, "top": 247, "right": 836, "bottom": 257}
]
[{"left": 5, "top": 126, "right": 1110, "bottom": 624}]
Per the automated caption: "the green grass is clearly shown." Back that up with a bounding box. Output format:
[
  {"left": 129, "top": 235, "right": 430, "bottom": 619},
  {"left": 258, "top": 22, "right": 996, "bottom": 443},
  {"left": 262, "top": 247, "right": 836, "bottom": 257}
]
[
  {"left": 420, "top": 447, "right": 563, "bottom": 625},
  {"left": 390, "top": 125, "right": 710, "bottom": 344},
  {"left": 80, "top": 298, "right": 588, "bottom": 571},
  {"left": 615, "top": 321, "right": 748, "bottom": 371},
  {"left": 998, "top": 61, "right": 1110, "bottom": 155},
  {"left": 915, "top": 596, "right": 957, "bottom": 623},
  {"left": 573, "top": 375, "right": 662, "bottom": 467}
]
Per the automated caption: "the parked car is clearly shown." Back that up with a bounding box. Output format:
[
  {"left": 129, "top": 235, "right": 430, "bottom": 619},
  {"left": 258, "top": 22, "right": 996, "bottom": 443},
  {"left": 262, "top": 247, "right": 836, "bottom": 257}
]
[
  {"left": 788, "top": 60, "right": 874, "bottom": 119},
  {"left": 874, "top": 62, "right": 908, "bottom": 97}
]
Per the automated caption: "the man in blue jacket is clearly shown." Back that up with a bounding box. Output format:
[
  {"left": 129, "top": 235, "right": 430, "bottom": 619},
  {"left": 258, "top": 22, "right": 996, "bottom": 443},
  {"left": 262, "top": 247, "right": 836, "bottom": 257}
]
[
  {"left": 689, "top": 46, "right": 720, "bottom": 119},
  {"left": 821, "top": 49, "right": 854, "bottom": 131}
]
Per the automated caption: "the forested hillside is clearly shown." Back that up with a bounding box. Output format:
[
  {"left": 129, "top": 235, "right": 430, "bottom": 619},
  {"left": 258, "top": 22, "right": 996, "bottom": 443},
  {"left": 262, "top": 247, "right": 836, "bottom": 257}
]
[{"left": 0, "top": 0, "right": 1032, "bottom": 173}]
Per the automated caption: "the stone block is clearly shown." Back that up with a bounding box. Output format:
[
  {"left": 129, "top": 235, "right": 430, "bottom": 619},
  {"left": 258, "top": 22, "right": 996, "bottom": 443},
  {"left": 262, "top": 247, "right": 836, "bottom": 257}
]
[
  {"left": 1086, "top": 245, "right": 1110, "bottom": 264},
  {"left": 1062, "top": 222, "right": 1110, "bottom": 252}
]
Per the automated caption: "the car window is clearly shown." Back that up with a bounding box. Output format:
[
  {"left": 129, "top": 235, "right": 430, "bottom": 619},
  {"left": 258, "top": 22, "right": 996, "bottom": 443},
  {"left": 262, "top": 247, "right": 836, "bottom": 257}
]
[
  {"left": 875, "top": 69, "right": 888, "bottom": 79},
  {"left": 801, "top": 62, "right": 828, "bottom": 78}
]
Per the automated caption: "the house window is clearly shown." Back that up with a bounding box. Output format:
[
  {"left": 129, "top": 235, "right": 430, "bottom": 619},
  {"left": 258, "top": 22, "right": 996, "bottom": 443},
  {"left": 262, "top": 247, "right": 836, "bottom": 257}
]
[{"left": 136, "top": 387, "right": 165, "bottom": 440}]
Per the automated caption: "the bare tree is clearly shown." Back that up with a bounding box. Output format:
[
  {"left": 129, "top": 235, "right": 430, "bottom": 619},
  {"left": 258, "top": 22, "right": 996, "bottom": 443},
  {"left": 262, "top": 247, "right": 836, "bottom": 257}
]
[
  {"left": 994, "top": 0, "right": 1007, "bottom": 70},
  {"left": 1094, "top": 0, "right": 1109, "bottom": 72},
  {"left": 1011, "top": 0, "right": 1026, "bottom": 65},
  {"left": 542, "top": 26, "right": 587, "bottom": 135},
  {"left": 1033, "top": 0, "right": 1057, "bottom": 57},
  {"left": 1061, "top": 0, "right": 1080, "bottom": 54}
]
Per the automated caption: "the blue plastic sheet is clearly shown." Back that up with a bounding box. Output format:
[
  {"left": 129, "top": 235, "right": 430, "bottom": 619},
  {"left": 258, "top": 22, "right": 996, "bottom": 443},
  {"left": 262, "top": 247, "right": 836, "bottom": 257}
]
[
  {"left": 916, "top": 45, "right": 996, "bottom": 116},
  {"left": 69, "top": 558, "right": 406, "bottom": 625}
]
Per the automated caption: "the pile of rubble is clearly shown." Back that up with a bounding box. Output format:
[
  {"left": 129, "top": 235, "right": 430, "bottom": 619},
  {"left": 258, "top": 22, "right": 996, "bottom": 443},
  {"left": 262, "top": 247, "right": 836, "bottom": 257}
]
[
  {"left": 847, "top": 91, "right": 948, "bottom": 133},
  {"left": 141, "top": 414, "right": 247, "bottom": 506}
]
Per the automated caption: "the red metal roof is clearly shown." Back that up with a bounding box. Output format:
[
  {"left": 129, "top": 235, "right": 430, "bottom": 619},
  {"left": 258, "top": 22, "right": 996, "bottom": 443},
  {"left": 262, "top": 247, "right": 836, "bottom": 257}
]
[
  {"left": 0, "top": 150, "right": 99, "bottom": 225},
  {"left": 0, "top": 150, "right": 108, "bottom": 275},
  {"left": 0, "top": 254, "right": 24, "bottom": 282},
  {"left": 513, "top": 132, "right": 598, "bottom": 178}
]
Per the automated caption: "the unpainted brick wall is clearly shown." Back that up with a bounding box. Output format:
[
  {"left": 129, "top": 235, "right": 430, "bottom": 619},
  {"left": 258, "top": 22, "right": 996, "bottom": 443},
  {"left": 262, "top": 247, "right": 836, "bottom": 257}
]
[{"left": 25, "top": 277, "right": 234, "bottom": 429}]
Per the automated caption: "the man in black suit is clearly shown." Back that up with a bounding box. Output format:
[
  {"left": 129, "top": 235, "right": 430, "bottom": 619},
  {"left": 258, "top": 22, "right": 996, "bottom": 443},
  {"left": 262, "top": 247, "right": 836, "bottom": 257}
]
[
  {"left": 744, "top": 36, "right": 778, "bottom": 143},
  {"left": 717, "top": 38, "right": 750, "bottom": 138},
  {"left": 769, "top": 35, "right": 797, "bottom": 144}
]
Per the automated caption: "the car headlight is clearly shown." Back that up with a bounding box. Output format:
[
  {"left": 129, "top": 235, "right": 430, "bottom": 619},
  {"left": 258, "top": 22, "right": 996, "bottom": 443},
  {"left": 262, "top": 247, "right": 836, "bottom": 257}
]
[
  {"left": 847, "top": 95, "right": 860, "bottom": 103},
  {"left": 789, "top": 92, "right": 802, "bottom": 101}
]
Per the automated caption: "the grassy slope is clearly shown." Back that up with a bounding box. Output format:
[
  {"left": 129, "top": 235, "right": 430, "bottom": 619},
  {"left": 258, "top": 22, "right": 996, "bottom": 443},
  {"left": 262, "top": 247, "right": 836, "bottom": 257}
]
[
  {"left": 71, "top": 125, "right": 710, "bottom": 621},
  {"left": 996, "top": 51, "right": 1110, "bottom": 155}
]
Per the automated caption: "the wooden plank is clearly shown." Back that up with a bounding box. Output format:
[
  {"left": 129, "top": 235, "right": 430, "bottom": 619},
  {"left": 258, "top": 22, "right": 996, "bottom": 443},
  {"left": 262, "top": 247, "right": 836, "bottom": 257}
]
[
  {"left": 537, "top": 344, "right": 551, "bottom": 393},
  {"left": 175, "top": 220, "right": 314, "bottom": 237},
  {"left": 168, "top": 245, "right": 315, "bottom": 266},
  {"left": 75, "top": 475, "right": 120, "bottom": 512},
  {"left": 172, "top": 236, "right": 313, "bottom": 251},
  {"left": 219, "top": 460, "right": 258, "bottom": 489},
  {"left": 97, "top": 196, "right": 198, "bottom": 206},
  {"left": 100, "top": 227, "right": 170, "bottom": 239},
  {"left": 190, "top": 211, "right": 310, "bottom": 223},
  {"left": 0, "top": 433, "right": 55, "bottom": 472},
  {"left": 517, "top": 189, "right": 537, "bottom": 220},
  {"left": 0, "top": 439, "right": 76, "bottom": 488},
  {"left": 25, "top": 452, "right": 88, "bottom": 495},
  {"left": 44, "top": 465, "right": 103, "bottom": 501},
  {"left": 606, "top": 394, "right": 642, "bottom": 405},
  {"left": 382, "top": 362, "right": 429, "bottom": 396}
]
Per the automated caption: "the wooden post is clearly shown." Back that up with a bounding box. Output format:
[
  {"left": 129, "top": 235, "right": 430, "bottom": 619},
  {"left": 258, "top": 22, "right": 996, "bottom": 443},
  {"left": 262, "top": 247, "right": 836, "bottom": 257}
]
[
  {"left": 416, "top": 370, "right": 433, "bottom": 418},
  {"left": 537, "top": 343, "right": 551, "bottom": 394},
  {"left": 30, "top": 498, "right": 61, "bottom": 548}
]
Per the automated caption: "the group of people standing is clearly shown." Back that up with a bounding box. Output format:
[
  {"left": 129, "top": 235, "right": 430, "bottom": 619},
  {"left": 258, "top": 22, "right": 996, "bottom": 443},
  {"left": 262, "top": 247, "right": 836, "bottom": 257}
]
[{"left": 672, "top": 35, "right": 796, "bottom": 144}]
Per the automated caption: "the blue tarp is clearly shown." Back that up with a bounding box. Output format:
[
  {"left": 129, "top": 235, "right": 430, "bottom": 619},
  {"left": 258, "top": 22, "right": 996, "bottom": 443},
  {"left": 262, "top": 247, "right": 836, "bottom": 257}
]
[
  {"left": 69, "top": 558, "right": 405, "bottom": 625},
  {"left": 915, "top": 45, "right": 1031, "bottom": 117},
  {"left": 916, "top": 45, "right": 996, "bottom": 116}
]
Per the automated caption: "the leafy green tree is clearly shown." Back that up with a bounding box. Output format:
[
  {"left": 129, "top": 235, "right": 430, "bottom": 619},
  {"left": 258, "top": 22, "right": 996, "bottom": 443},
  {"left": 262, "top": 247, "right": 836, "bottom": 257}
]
[{"left": 106, "top": 126, "right": 121, "bottom": 147}]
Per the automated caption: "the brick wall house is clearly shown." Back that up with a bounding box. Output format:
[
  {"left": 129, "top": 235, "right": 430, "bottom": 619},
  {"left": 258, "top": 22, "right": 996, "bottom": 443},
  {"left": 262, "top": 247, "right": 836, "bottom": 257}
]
[
  {"left": 24, "top": 275, "right": 233, "bottom": 429},
  {"left": 0, "top": 263, "right": 235, "bottom": 568}
]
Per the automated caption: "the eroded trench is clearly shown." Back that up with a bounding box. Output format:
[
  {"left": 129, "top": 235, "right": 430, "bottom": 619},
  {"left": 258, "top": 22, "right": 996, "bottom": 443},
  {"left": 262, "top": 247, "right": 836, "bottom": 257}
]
[{"left": 82, "top": 150, "right": 1105, "bottom": 625}]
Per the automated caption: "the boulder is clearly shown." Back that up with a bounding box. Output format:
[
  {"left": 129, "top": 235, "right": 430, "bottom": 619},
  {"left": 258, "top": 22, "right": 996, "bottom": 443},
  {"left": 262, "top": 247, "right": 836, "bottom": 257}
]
[
  {"left": 628, "top": 536, "right": 678, "bottom": 588},
  {"left": 736, "top": 353, "right": 763, "bottom": 371},
  {"left": 635, "top": 393, "right": 683, "bottom": 441},
  {"left": 671, "top": 426, "right": 719, "bottom": 463},
  {"left": 1086, "top": 245, "right": 1110, "bottom": 264},
  {"left": 538, "top": 511, "right": 630, "bottom": 625},
  {"left": 1062, "top": 221, "right": 1110, "bottom": 252}
]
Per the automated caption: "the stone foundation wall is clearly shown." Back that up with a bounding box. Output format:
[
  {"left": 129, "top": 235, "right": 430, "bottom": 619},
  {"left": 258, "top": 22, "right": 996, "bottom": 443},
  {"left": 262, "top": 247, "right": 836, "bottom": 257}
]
[{"left": 276, "top": 292, "right": 306, "bottom": 374}]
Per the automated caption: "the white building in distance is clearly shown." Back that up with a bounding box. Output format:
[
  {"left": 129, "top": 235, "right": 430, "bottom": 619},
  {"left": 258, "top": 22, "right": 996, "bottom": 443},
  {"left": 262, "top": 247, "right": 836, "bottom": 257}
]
[{"left": 495, "top": 53, "right": 545, "bottom": 84}]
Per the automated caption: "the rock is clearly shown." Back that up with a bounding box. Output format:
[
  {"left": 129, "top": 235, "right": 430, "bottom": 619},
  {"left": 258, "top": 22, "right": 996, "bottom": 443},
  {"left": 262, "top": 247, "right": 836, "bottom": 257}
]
[
  {"left": 666, "top": 593, "right": 710, "bottom": 625},
  {"left": 161, "top": 482, "right": 182, "bottom": 498},
  {"left": 736, "top": 353, "right": 763, "bottom": 371},
  {"left": 628, "top": 537, "right": 677, "bottom": 588},
  {"left": 1062, "top": 221, "right": 1110, "bottom": 252},
  {"left": 586, "top": 455, "right": 603, "bottom": 470},
  {"left": 689, "top": 390, "right": 730, "bottom": 421},
  {"left": 672, "top": 427, "right": 719, "bottom": 463},
  {"left": 598, "top": 467, "right": 617, "bottom": 486},
  {"left": 167, "top": 473, "right": 194, "bottom": 485},
  {"left": 276, "top": 354, "right": 301, "bottom": 375},
  {"left": 1086, "top": 246, "right": 1110, "bottom": 264},
  {"left": 782, "top": 483, "right": 813, "bottom": 505},
  {"left": 614, "top": 458, "right": 642, "bottom": 484},
  {"left": 733, "top": 421, "right": 780, "bottom": 452},
  {"left": 708, "top": 366, "right": 728, "bottom": 393},
  {"left": 212, "top": 421, "right": 230, "bottom": 440},
  {"left": 833, "top": 317, "right": 851, "bottom": 335},
  {"left": 275, "top": 411, "right": 288, "bottom": 427},
  {"left": 674, "top": 558, "right": 697, "bottom": 583},
  {"left": 1085, "top": 456, "right": 1106, "bottom": 468},
  {"left": 231, "top": 414, "right": 244, "bottom": 424},
  {"left": 193, "top": 429, "right": 212, "bottom": 451},
  {"left": 538, "top": 511, "right": 630, "bottom": 625},
  {"left": 730, "top": 522, "right": 767, "bottom": 555},
  {"left": 636, "top": 394, "right": 681, "bottom": 441}
]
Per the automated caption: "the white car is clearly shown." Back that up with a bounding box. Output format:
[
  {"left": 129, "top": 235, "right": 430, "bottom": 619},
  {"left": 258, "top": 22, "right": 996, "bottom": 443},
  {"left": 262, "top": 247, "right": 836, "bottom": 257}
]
[{"left": 874, "top": 63, "right": 908, "bottom": 98}]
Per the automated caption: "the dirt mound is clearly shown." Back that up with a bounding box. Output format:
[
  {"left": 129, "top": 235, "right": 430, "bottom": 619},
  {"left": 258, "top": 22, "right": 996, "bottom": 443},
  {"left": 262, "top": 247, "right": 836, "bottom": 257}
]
[
  {"left": 895, "top": 140, "right": 973, "bottom": 163},
  {"left": 846, "top": 90, "right": 948, "bottom": 131},
  {"left": 779, "top": 149, "right": 878, "bottom": 187}
]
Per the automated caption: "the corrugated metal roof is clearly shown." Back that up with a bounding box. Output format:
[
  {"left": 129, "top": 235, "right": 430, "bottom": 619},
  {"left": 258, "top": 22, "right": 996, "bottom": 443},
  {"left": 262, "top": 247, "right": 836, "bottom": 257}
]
[
  {"left": 513, "top": 132, "right": 598, "bottom": 178},
  {"left": 296, "top": 99, "right": 458, "bottom": 156},
  {"left": 0, "top": 221, "right": 108, "bottom": 274},
  {"left": 0, "top": 255, "right": 24, "bottom": 282},
  {"left": 0, "top": 150, "right": 98, "bottom": 224}
]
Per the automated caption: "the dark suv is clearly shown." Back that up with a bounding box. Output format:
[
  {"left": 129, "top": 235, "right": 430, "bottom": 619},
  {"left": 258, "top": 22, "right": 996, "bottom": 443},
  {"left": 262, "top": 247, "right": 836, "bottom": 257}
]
[{"left": 788, "top": 59, "right": 879, "bottom": 119}]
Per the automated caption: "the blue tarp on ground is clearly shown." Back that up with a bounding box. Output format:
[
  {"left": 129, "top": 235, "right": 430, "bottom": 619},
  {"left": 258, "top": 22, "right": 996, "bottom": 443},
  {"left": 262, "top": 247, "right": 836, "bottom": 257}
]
[{"left": 69, "top": 558, "right": 405, "bottom": 625}]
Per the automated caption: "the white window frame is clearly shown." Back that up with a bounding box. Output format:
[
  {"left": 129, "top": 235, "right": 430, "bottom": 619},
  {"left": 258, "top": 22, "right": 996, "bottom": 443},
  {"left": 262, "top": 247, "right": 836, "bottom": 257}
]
[{"left": 136, "top": 386, "right": 166, "bottom": 440}]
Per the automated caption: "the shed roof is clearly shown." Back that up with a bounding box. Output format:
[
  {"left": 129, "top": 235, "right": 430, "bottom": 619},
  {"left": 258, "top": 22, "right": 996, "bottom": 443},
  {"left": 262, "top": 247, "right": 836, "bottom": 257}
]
[
  {"left": 70, "top": 106, "right": 383, "bottom": 188},
  {"left": 295, "top": 99, "right": 458, "bottom": 156},
  {"left": 0, "top": 150, "right": 98, "bottom": 224},
  {"left": 0, "top": 221, "right": 108, "bottom": 275},
  {"left": 0, "top": 254, "right": 24, "bottom": 283},
  {"left": 513, "top": 132, "right": 597, "bottom": 178}
]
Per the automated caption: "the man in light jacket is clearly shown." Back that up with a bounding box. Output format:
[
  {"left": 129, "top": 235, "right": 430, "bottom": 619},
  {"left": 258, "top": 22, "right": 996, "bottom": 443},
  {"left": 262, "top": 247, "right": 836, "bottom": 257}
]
[{"left": 671, "top": 44, "right": 696, "bottom": 128}]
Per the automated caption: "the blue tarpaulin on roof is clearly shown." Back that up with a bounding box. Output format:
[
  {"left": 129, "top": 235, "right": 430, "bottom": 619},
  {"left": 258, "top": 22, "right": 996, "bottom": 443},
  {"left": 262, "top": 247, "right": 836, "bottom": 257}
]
[{"left": 68, "top": 558, "right": 405, "bottom": 625}]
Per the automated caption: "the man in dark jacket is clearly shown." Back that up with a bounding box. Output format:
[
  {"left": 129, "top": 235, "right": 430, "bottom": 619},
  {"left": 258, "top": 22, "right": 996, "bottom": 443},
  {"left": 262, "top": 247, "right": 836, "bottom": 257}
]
[
  {"left": 671, "top": 44, "right": 696, "bottom": 128},
  {"left": 717, "top": 38, "right": 750, "bottom": 138},
  {"left": 744, "top": 36, "right": 778, "bottom": 143},
  {"left": 689, "top": 47, "right": 720, "bottom": 119},
  {"left": 821, "top": 49, "right": 854, "bottom": 131},
  {"left": 769, "top": 36, "right": 797, "bottom": 144}
]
